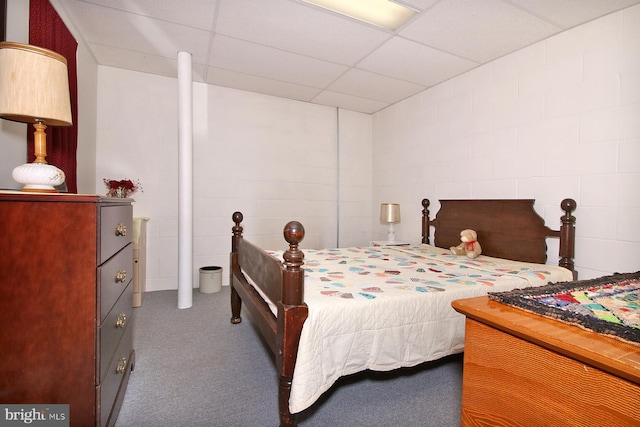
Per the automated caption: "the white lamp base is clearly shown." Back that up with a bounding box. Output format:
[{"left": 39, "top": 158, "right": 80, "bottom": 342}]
[
  {"left": 12, "top": 162, "right": 65, "bottom": 192},
  {"left": 387, "top": 223, "right": 396, "bottom": 242}
]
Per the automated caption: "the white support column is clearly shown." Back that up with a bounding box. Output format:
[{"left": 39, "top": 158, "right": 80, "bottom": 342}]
[{"left": 177, "top": 51, "right": 193, "bottom": 309}]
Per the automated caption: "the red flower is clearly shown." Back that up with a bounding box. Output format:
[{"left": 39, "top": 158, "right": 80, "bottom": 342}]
[{"left": 103, "top": 178, "right": 142, "bottom": 197}]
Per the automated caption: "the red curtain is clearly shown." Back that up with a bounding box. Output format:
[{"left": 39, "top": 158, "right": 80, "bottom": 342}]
[{"left": 28, "top": 0, "right": 78, "bottom": 193}]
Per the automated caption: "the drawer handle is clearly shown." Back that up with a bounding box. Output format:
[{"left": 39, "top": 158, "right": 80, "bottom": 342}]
[
  {"left": 115, "top": 269, "right": 127, "bottom": 283},
  {"left": 115, "top": 223, "right": 127, "bottom": 236},
  {"left": 116, "top": 356, "right": 128, "bottom": 374},
  {"left": 116, "top": 312, "right": 127, "bottom": 328}
]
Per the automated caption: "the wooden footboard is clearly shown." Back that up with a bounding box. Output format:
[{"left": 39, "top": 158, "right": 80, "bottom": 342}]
[{"left": 230, "top": 212, "right": 308, "bottom": 427}]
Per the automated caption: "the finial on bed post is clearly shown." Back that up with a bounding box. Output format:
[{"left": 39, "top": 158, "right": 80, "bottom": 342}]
[
  {"left": 422, "top": 199, "right": 430, "bottom": 244},
  {"left": 282, "top": 221, "right": 305, "bottom": 306},
  {"left": 559, "top": 199, "right": 577, "bottom": 279},
  {"left": 230, "top": 211, "right": 244, "bottom": 324},
  {"left": 232, "top": 211, "right": 244, "bottom": 252}
]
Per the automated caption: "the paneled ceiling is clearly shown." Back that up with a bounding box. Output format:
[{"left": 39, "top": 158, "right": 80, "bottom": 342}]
[{"left": 54, "top": 0, "right": 640, "bottom": 113}]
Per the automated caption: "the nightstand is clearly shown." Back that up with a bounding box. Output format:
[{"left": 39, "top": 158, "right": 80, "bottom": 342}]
[{"left": 370, "top": 241, "right": 410, "bottom": 247}]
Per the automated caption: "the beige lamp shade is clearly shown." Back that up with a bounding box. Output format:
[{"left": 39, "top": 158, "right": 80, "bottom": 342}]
[
  {"left": 380, "top": 203, "right": 401, "bottom": 224},
  {"left": 0, "top": 42, "right": 72, "bottom": 192},
  {"left": 0, "top": 42, "right": 72, "bottom": 126},
  {"left": 380, "top": 203, "right": 400, "bottom": 242}
]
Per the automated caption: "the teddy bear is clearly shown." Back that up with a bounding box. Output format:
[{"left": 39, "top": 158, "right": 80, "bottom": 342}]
[{"left": 450, "top": 229, "right": 482, "bottom": 259}]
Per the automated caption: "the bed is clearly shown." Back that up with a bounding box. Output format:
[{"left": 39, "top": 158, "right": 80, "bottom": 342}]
[{"left": 229, "top": 198, "right": 577, "bottom": 426}]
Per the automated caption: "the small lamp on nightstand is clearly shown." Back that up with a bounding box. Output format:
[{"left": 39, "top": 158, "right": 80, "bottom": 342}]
[
  {"left": 0, "top": 42, "right": 72, "bottom": 192},
  {"left": 380, "top": 203, "right": 400, "bottom": 242}
]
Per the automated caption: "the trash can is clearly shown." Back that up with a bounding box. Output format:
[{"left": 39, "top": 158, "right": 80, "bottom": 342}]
[{"left": 199, "top": 266, "right": 222, "bottom": 294}]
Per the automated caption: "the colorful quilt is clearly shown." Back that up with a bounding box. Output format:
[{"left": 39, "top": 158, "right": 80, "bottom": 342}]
[
  {"left": 262, "top": 244, "right": 573, "bottom": 413},
  {"left": 489, "top": 271, "right": 640, "bottom": 344}
]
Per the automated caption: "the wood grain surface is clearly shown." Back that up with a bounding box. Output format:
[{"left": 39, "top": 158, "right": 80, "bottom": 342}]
[{"left": 453, "top": 297, "right": 640, "bottom": 427}]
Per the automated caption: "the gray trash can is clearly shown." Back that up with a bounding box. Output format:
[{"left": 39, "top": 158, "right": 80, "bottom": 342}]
[{"left": 199, "top": 266, "right": 222, "bottom": 293}]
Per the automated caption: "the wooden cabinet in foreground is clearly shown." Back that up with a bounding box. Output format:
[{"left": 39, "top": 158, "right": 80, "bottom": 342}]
[
  {"left": 0, "top": 193, "right": 135, "bottom": 427},
  {"left": 452, "top": 296, "right": 640, "bottom": 427}
]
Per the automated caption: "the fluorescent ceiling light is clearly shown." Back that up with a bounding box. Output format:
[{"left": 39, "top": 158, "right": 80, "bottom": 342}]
[{"left": 301, "top": 0, "right": 417, "bottom": 31}]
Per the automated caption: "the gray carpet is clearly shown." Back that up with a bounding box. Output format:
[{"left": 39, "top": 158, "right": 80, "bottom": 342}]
[{"left": 115, "top": 287, "right": 463, "bottom": 427}]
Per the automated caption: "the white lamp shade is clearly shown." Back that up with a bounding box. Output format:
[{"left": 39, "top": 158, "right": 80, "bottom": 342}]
[
  {"left": 380, "top": 203, "right": 401, "bottom": 224},
  {"left": 0, "top": 42, "right": 72, "bottom": 126}
]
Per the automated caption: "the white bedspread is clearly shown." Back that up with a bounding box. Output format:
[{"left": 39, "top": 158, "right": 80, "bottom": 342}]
[{"left": 261, "top": 244, "right": 573, "bottom": 414}]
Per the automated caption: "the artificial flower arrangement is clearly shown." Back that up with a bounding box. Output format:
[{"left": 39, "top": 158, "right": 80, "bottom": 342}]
[{"left": 103, "top": 178, "right": 143, "bottom": 198}]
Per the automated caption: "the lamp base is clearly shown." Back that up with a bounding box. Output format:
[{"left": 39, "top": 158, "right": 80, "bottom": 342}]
[
  {"left": 12, "top": 162, "right": 65, "bottom": 192},
  {"left": 387, "top": 223, "right": 396, "bottom": 242}
]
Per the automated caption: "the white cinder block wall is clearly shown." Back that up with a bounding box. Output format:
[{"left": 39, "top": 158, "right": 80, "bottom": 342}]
[
  {"left": 96, "top": 68, "right": 372, "bottom": 291},
  {"left": 372, "top": 4, "right": 640, "bottom": 280},
  {"left": 339, "top": 109, "right": 373, "bottom": 248}
]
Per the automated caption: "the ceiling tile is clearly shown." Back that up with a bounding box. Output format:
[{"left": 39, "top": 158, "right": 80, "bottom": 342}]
[
  {"left": 357, "top": 37, "right": 478, "bottom": 86},
  {"left": 312, "top": 90, "right": 389, "bottom": 114},
  {"left": 60, "top": 0, "right": 211, "bottom": 63},
  {"left": 507, "top": 0, "right": 640, "bottom": 28},
  {"left": 90, "top": 44, "right": 174, "bottom": 78},
  {"left": 205, "top": 66, "right": 322, "bottom": 102},
  {"left": 89, "top": 44, "right": 208, "bottom": 81},
  {"left": 328, "top": 69, "right": 425, "bottom": 104},
  {"left": 400, "top": 0, "right": 440, "bottom": 10},
  {"left": 209, "top": 35, "right": 348, "bottom": 88},
  {"left": 400, "top": 0, "right": 562, "bottom": 62},
  {"left": 63, "top": 0, "right": 218, "bottom": 30},
  {"left": 215, "top": 0, "right": 392, "bottom": 66}
]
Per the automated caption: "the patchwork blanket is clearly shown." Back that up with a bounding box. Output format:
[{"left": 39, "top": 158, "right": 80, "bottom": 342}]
[
  {"left": 489, "top": 271, "right": 640, "bottom": 345},
  {"left": 265, "top": 244, "right": 574, "bottom": 413}
]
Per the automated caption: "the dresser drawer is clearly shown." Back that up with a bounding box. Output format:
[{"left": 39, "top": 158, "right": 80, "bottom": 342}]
[
  {"left": 99, "top": 281, "right": 133, "bottom": 382},
  {"left": 100, "top": 205, "right": 133, "bottom": 264},
  {"left": 98, "top": 324, "right": 134, "bottom": 427},
  {"left": 99, "top": 244, "right": 133, "bottom": 324}
]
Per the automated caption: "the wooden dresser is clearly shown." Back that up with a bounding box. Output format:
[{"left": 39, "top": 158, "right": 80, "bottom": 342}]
[
  {"left": 452, "top": 296, "right": 640, "bottom": 426},
  {"left": 0, "top": 193, "right": 135, "bottom": 427}
]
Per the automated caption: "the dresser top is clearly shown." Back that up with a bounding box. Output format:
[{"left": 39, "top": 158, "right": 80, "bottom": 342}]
[{"left": 0, "top": 190, "right": 132, "bottom": 204}]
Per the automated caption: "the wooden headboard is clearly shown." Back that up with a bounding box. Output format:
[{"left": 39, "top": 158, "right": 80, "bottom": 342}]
[{"left": 421, "top": 199, "right": 577, "bottom": 278}]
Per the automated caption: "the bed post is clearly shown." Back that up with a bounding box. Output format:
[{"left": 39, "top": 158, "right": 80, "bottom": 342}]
[
  {"left": 422, "top": 199, "right": 431, "bottom": 244},
  {"left": 558, "top": 199, "right": 577, "bottom": 280},
  {"left": 277, "top": 221, "right": 308, "bottom": 427},
  {"left": 230, "top": 211, "right": 243, "bottom": 324}
]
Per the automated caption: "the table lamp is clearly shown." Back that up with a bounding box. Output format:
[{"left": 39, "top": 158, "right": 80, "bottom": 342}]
[
  {"left": 0, "top": 42, "right": 72, "bottom": 192},
  {"left": 380, "top": 203, "right": 400, "bottom": 241}
]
